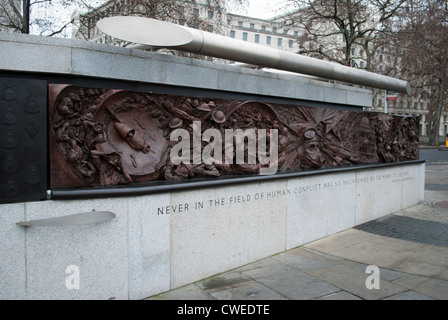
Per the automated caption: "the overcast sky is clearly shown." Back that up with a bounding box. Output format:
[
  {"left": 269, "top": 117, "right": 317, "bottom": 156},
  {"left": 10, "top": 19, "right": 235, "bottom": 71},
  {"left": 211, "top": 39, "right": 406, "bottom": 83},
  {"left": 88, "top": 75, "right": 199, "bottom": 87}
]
[{"left": 242, "top": 0, "right": 289, "bottom": 19}]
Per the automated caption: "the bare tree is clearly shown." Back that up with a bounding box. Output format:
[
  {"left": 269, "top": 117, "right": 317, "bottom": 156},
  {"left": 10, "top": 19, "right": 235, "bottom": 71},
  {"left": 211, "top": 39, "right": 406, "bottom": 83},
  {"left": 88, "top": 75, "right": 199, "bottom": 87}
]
[
  {"left": 394, "top": 0, "right": 448, "bottom": 145},
  {"left": 283, "top": 0, "right": 447, "bottom": 144},
  {"left": 280, "top": 0, "right": 407, "bottom": 69},
  {"left": 0, "top": 0, "right": 90, "bottom": 36},
  {"left": 0, "top": 0, "right": 30, "bottom": 33}
]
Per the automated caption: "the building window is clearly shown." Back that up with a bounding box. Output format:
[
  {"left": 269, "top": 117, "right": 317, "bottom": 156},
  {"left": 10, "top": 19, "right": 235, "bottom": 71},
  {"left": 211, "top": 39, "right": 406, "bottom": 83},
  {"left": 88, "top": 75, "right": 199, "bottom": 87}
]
[
  {"left": 360, "top": 61, "right": 364, "bottom": 68},
  {"left": 289, "top": 39, "right": 293, "bottom": 48},
  {"left": 243, "top": 32, "right": 248, "bottom": 41},
  {"left": 227, "top": 19, "right": 231, "bottom": 25},
  {"left": 278, "top": 38, "right": 282, "bottom": 47},
  {"left": 255, "top": 34, "right": 260, "bottom": 43},
  {"left": 283, "top": 28, "right": 288, "bottom": 34},
  {"left": 193, "top": 8, "right": 199, "bottom": 16},
  {"left": 238, "top": 21, "right": 243, "bottom": 27},
  {"left": 230, "top": 30, "right": 235, "bottom": 38},
  {"left": 262, "top": 25, "right": 266, "bottom": 31},
  {"left": 273, "top": 27, "right": 277, "bottom": 33},
  {"left": 267, "top": 36, "right": 271, "bottom": 45},
  {"left": 250, "top": 23, "right": 255, "bottom": 29},
  {"left": 294, "top": 30, "right": 298, "bottom": 37},
  {"left": 207, "top": 11, "right": 213, "bottom": 19}
]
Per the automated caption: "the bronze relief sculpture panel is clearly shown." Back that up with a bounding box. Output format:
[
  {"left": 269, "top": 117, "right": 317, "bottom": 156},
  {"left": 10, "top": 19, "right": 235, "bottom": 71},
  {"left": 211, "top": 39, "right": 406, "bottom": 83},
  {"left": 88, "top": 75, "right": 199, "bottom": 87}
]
[{"left": 49, "top": 84, "right": 419, "bottom": 189}]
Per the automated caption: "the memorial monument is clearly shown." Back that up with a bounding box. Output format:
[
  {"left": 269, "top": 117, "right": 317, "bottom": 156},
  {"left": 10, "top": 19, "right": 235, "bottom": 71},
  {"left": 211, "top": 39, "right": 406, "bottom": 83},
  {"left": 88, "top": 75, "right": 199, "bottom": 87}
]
[{"left": 0, "top": 19, "right": 424, "bottom": 299}]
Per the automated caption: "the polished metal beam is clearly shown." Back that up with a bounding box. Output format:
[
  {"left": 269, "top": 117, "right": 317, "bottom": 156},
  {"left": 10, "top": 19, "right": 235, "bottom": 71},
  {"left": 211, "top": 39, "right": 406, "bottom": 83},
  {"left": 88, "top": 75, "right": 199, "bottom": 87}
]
[{"left": 97, "top": 16, "right": 411, "bottom": 94}]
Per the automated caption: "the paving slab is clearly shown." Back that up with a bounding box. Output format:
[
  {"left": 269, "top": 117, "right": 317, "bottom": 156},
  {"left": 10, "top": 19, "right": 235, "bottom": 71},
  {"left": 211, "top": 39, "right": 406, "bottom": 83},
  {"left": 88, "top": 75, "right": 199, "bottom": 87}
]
[
  {"left": 392, "top": 275, "right": 448, "bottom": 300},
  {"left": 305, "top": 230, "right": 423, "bottom": 269},
  {"left": 241, "top": 263, "right": 340, "bottom": 300},
  {"left": 316, "top": 291, "right": 362, "bottom": 300},
  {"left": 270, "top": 247, "right": 340, "bottom": 272},
  {"left": 307, "top": 260, "right": 408, "bottom": 300},
  {"left": 236, "top": 257, "right": 280, "bottom": 272},
  {"left": 383, "top": 290, "right": 435, "bottom": 300},
  {"left": 195, "top": 270, "right": 254, "bottom": 292},
  {"left": 378, "top": 268, "right": 409, "bottom": 282},
  {"left": 148, "top": 284, "right": 214, "bottom": 300},
  {"left": 394, "top": 202, "right": 448, "bottom": 224},
  {"left": 208, "top": 282, "right": 288, "bottom": 300},
  {"left": 356, "top": 214, "right": 448, "bottom": 247},
  {"left": 394, "top": 245, "right": 448, "bottom": 281}
]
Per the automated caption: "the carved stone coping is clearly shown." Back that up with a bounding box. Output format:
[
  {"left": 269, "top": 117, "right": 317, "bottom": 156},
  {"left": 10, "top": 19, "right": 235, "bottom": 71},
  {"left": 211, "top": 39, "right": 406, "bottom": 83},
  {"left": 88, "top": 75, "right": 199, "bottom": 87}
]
[{"left": 50, "top": 159, "right": 425, "bottom": 200}]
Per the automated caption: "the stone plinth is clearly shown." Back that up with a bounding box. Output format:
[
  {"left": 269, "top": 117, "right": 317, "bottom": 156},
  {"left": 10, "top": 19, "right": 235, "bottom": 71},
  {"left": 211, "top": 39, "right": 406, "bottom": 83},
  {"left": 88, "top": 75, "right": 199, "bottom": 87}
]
[{"left": 0, "top": 162, "right": 424, "bottom": 299}]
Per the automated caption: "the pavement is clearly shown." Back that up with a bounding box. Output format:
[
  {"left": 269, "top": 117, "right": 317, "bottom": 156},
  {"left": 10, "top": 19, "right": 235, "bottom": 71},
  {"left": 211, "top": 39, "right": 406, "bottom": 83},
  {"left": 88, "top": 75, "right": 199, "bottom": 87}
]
[{"left": 147, "top": 147, "right": 448, "bottom": 300}]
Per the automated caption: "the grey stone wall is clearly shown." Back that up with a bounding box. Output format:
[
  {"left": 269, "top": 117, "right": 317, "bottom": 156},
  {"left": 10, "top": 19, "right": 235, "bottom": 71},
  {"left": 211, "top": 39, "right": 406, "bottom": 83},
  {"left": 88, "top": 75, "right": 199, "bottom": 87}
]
[{"left": 0, "top": 32, "right": 372, "bottom": 108}]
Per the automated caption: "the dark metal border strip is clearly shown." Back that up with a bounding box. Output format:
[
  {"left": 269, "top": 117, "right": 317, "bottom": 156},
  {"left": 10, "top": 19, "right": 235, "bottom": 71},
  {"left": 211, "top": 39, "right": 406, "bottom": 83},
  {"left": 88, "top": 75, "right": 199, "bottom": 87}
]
[{"left": 50, "top": 160, "right": 425, "bottom": 200}]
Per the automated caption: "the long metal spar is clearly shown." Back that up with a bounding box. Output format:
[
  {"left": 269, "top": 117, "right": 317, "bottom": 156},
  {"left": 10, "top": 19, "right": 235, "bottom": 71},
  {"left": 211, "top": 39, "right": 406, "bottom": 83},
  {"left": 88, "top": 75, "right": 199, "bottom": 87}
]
[{"left": 97, "top": 16, "right": 411, "bottom": 94}]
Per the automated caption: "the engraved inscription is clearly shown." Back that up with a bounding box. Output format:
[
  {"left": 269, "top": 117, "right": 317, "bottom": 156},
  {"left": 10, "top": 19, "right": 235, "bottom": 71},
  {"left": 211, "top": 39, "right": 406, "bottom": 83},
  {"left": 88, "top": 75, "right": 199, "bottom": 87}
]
[
  {"left": 0, "top": 77, "right": 47, "bottom": 204},
  {"left": 2, "top": 130, "right": 18, "bottom": 149},
  {"left": 3, "top": 179, "right": 18, "bottom": 198},
  {"left": 25, "top": 119, "right": 40, "bottom": 137},
  {"left": 3, "top": 106, "right": 17, "bottom": 125},
  {"left": 2, "top": 81, "right": 17, "bottom": 101},
  {"left": 3, "top": 155, "right": 18, "bottom": 173},
  {"left": 25, "top": 94, "right": 40, "bottom": 114},
  {"left": 24, "top": 146, "right": 42, "bottom": 161}
]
